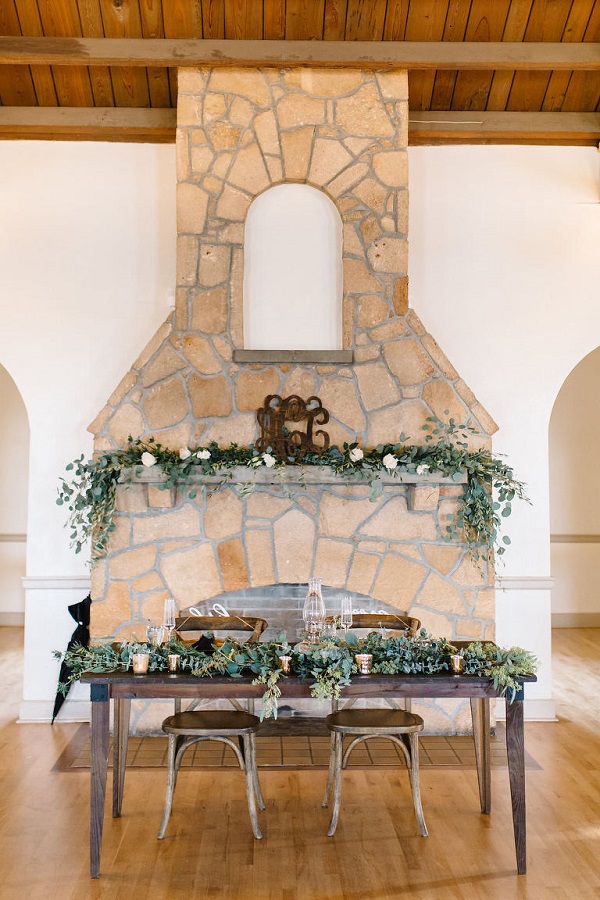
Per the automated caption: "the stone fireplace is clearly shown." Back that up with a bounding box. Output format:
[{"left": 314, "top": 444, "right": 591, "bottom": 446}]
[{"left": 89, "top": 65, "right": 496, "bottom": 733}]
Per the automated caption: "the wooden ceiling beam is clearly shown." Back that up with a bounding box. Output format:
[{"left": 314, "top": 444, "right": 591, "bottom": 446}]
[
  {"left": 0, "top": 37, "right": 598, "bottom": 70},
  {"left": 0, "top": 107, "right": 597, "bottom": 146},
  {"left": 0, "top": 107, "right": 176, "bottom": 142},
  {"left": 409, "top": 111, "right": 600, "bottom": 146}
]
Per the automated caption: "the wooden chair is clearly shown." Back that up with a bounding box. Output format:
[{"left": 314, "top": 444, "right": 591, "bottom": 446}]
[
  {"left": 157, "top": 614, "right": 268, "bottom": 841},
  {"left": 341, "top": 613, "right": 420, "bottom": 636},
  {"left": 158, "top": 709, "right": 264, "bottom": 840},
  {"left": 322, "top": 707, "right": 428, "bottom": 837},
  {"left": 322, "top": 612, "right": 427, "bottom": 837}
]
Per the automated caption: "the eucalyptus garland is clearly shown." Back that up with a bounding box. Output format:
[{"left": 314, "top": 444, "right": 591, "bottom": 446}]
[
  {"left": 55, "top": 629, "right": 538, "bottom": 717},
  {"left": 57, "top": 417, "right": 528, "bottom": 564}
]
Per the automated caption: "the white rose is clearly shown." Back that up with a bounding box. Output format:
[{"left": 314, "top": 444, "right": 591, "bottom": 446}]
[
  {"left": 262, "top": 453, "right": 276, "bottom": 468},
  {"left": 179, "top": 448, "right": 192, "bottom": 460},
  {"left": 141, "top": 452, "right": 157, "bottom": 468},
  {"left": 196, "top": 449, "right": 211, "bottom": 460},
  {"left": 416, "top": 463, "right": 430, "bottom": 475},
  {"left": 349, "top": 447, "right": 364, "bottom": 462},
  {"left": 382, "top": 453, "right": 398, "bottom": 471}
]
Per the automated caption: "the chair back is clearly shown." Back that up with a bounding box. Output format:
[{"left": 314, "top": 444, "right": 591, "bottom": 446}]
[
  {"left": 348, "top": 614, "right": 420, "bottom": 636},
  {"left": 175, "top": 615, "right": 267, "bottom": 644}
]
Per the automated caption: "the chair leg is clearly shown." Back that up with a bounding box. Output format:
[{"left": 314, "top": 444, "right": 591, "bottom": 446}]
[
  {"left": 249, "top": 733, "right": 265, "bottom": 811},
  {"left": 327, "top": 732, "right": 343, "bottom": 836},
  {"left": 408, "top": 732, "right": 428, "bottom": 837},
  {"left": 242, "top": 734, "right": 262, "bottom": 839},
  {"left": 322, "top": 731, "right": 336, "bottom": 808},
  {"left": 158, "top": 733, "right": 178, "bottom": 839}
]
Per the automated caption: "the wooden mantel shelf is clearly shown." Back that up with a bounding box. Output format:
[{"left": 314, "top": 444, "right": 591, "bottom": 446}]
[
  {"left": 123, "top": 466, "right": 466, "bottom": 511},
  {"left": 124, "top": 465, "right": 467, "bottom": 487}
]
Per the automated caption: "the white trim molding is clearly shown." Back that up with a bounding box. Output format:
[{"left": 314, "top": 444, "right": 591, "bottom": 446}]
[
  {"left": 552, "top": 613, "right": 600, "bottom": 628},
  {"left": 0, "top": 612, "right": 25, "bottom": 626},
  {"left": 22, "top": 576, "right": 91, "bottom": 591},
  {"left": 0, "top": 533, "right": 26, "bottom": 542},
  {"left": 496, "top": 698, "right": 558, "bottom": 722},
  {"left": 18, "top": 698, "right": 91, "bottom": 724},
  {"left": 496, "top": 576, "right": 555, "bottom": 591}
]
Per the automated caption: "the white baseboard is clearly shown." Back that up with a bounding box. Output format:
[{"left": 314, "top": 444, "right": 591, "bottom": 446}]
[
  {"left": 18, "top": 698, "right": 91, "bottom": 723},
  {"left": 552, "top": 613, "right": 600, "bottom": 628},
  {"left": 0, "top": 612, "right": 24, "bottom": 626},
  {"left": 495, "top": 698, "right": 557, "bottom": 722}
]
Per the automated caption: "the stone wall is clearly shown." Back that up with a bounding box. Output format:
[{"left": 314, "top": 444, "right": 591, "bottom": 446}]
[{"left": 89, "top": 66, "right": 497, "bottom": 732}]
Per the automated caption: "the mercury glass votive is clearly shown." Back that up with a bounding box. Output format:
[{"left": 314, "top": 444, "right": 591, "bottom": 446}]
[
  {"left": 278, "top": 655, "right": 292, "bottom": 674},
  {"left": 167, "top": 654, "right": 180, "bottom": 673},
  {"left": 132, "top": 653, "right": 150, "bottom": 674},
  {"left": 450, "top": 654, "right": 464, "bottom": 674},
  {"left": 355, "top": 653, "right": 373, "bottom": 674}
]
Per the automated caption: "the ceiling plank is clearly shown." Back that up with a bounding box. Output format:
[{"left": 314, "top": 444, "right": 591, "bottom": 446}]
[
  {"left": 486, "top": 0, "right": 534, "bottom": 110},
  {"left": 138, "top": 0, "right": 173, "bottom": 107},
  {"left": 451, "top": 0, "right": 512, "bottom": 111},
  {"left": 0, "top": 37, "right": 597, "bottom": 69},
  {"left": 264, "top": 0, "right": 286, "bottom": 40},
  {"left": 225, "top": 0, "right": 263, "bottom": 40},
  {"left": 0, "top": 0, "right": 39, "bottom": 106},
  {"left": 323, "top": 0, "right": 348, "bottom": 41},
  {"left": 100, "top": 0, "right": 151, "bottom": 109},
  {"left": 408, "top": 110, "right": 600, "bottom": 144},
  {"left": 13, "top": 0, "right": 58, "bottom": 105},
  {"left": 0, "top": 104, "right": 176, "bottom": 139},
  {"left": 35, "top": 0, "right": 94, "bottom": 106},
  {"left": 76, "top": 0, "right": 114, "bottom": 107},
  {"left": 405, "top": 0, "right": 451, "bottom": 111},
  {"left": 344, "top": 0, "right": 387, "bottom": 41},
  {"left": 201, "top": 0, "right": 226, "bottom": 39},
  {"left": 429, "top": 1, "right": 471, "bottom": 111},
  {"left": 507, "top": 0, "right": 574, "bottom": 111},
  {"left": 541, "top": 0, "right": 596, "bottom": 112},
  {"left": 286, "top": 0, "right": 325, "bottom": 40}
]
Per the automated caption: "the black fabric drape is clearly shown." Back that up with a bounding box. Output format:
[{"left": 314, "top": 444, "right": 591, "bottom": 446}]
[{"left": 52, "top": 593, "right": 91, "bottom": 723}]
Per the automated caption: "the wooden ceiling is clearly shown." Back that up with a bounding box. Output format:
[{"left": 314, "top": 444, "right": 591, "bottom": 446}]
[{"left": 0, "top": 0, "right": 598, "bottom": 144}]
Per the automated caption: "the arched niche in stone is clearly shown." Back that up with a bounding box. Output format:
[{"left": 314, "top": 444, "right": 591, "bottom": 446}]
[{"left": 243, "top": 183, "right": 343, "bottom": 351}]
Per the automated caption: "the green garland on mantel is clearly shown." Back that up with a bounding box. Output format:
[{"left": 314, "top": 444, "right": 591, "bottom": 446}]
[
  {"left": 57, "top": 416, "right": 528, "bottom": 564},
  {"left": 55, "top": 630, "right": 538, "bottom": 717}
]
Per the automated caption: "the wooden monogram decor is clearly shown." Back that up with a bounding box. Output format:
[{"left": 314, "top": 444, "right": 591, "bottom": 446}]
[{"left": 256, "top": 395, "right": 330, "bottom": 462}]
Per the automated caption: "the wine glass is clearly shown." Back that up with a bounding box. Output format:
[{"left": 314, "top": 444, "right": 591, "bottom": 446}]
[
  {"left": 340, "top": 594, "right": 353, "bottom": 638},
  {"left": 163, "top": 597, "right": 176, "bottom": 642}
]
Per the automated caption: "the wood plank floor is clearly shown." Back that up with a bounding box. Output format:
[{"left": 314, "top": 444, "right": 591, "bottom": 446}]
[{"left": 1, "top": 626, "right": 600, "bottom": 899}]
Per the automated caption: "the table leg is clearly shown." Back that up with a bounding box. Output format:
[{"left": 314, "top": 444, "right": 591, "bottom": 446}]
[
  {"left": 505, "top": 686, "right": 527, "bottom": 875},
  {"left": 470, "top": 697, "right": 491, "bottom": 814},
  {"left": 90, "top": 684, "right": 110, "bottom": 879},
  {"left": 112, "top": 698, "right": 131, "bottom": 818}
]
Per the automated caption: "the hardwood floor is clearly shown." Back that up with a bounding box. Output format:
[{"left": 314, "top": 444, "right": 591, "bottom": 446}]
[{"left": 1, "top": 626, "right": 600, "bottom": 899}]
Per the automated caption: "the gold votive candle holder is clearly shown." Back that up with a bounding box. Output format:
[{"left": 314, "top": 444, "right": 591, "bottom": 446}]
[
  {"left": 279, "top": 655, "right": 292, "bottom": 675},
  {"left": 167, "top": 654, "right": 180, "bottom": 673},
  {"left": 132, "top": 652, "right": 150, "bottom": 674},
  {"left": 355, "top": 653, "right": 373, "bottom": 674},
  {"left": 450, "top": 654, "right": 464, "bottom": 674}
]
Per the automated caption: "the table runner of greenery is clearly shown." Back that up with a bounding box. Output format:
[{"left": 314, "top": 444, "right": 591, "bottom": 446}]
[{"left": 56, "top": 630, "right": 538, "bottom": 719}]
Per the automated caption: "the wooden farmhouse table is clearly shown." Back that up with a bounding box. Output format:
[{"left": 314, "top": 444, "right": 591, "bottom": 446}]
[{"left": 82, "top": 670, "right": 533, "bottom": 878}]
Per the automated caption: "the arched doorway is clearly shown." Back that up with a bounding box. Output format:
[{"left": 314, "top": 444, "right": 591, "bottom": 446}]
[
  {"left": 0, "top": 364, "right": 29, "bottom": 625},
  {"left": 549, "top": 346, "right": 600, "bottom": 627}
]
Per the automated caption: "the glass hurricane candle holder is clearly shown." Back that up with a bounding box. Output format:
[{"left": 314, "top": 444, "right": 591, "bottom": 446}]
[
  {"left": 132, "top": 653, "right": 150, "bottom": 674},
  {"left": 278, "top": 655, "right": 292, "bottom": 674},
  {"left": 167, "top": 654, "right": 180, "bottom": 673},
  {"left": 355, "top": 653, "right": 373, "bottom": 674},
  {"left": 303, "top": 577, "right": 325, "bottom": 643},
  {"left": 450, "top": 654, "right": 464, "bottom": 674}
]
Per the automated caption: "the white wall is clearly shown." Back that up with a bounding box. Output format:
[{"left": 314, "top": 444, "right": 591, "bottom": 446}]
[
  {"left": 549, "top": 347, "right": 600, "bottom": 621},
  {"left": 1, "top": 140, "right": 598, "bottom": 720},
  {"left": 0, "top": 365, "right": 29, "bottom": 621},
  {"left": 0, "top": 141, "right": 176, "bottom": 719},
  {"left": 409, "top": 145, "right": 600, "bottom": 718},
  {"left": 243, "top": 183, "right": 343, "bottom": 350}
]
